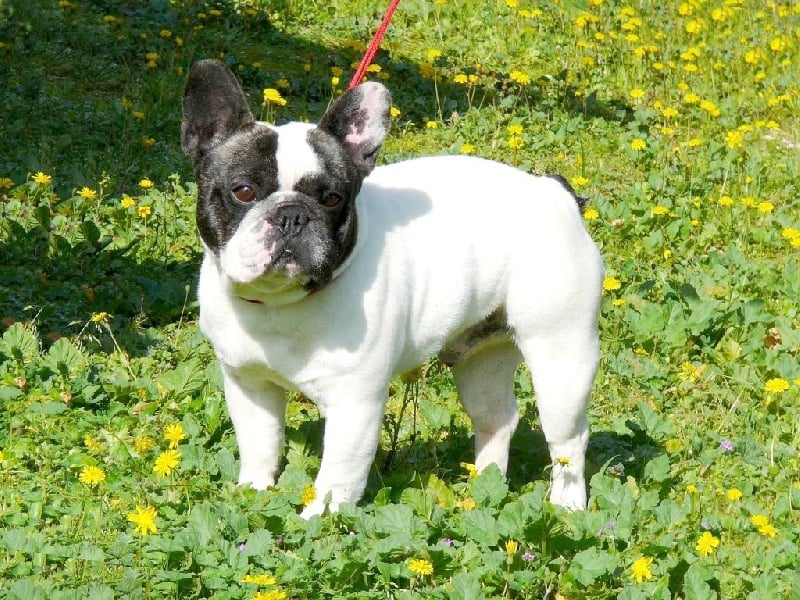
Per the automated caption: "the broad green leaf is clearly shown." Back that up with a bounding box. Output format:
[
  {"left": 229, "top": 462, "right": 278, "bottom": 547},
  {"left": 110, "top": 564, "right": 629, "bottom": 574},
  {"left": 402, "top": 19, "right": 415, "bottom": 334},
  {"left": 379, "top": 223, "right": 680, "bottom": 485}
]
[{"left": 565, "top": 547, "right": 618, "bottom": 587}]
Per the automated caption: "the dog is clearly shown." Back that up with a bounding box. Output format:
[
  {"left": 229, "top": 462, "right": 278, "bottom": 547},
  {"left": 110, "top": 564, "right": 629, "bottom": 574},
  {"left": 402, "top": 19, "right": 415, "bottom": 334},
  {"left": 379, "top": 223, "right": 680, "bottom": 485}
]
[{"left": 181, "top": 59, "right": 604, "bottom": 518}]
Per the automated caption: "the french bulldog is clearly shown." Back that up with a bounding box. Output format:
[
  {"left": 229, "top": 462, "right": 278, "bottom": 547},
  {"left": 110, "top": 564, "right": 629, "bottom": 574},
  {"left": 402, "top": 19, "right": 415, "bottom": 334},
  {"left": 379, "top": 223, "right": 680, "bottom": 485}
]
[{"left": 181, "top": 59, "right": 604, "bottom": 518}]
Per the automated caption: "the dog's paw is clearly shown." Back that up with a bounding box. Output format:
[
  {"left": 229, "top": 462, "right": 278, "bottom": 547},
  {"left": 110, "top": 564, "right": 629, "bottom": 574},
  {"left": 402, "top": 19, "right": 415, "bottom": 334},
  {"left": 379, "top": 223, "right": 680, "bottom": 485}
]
[{"left": 550, "top": 466, "right": 587, "bottom": 510}]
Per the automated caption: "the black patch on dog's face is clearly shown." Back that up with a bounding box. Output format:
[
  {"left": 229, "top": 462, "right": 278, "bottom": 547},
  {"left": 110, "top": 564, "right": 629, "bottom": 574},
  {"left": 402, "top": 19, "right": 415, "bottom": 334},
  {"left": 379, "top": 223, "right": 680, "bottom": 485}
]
[{"left": 194, "top": 125, "right": 280, "bottom": 254}]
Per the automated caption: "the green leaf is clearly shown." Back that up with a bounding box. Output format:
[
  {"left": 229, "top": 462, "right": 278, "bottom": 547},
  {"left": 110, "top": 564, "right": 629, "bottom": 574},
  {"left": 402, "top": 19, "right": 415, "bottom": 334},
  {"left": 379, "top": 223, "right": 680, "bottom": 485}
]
[
  {"left": 565, "top": 547, "right": 618, "bottom": 587},
  {"left": 684, "top": 563, "right": 717, "bottom": 600},
  {"left": 643, "top": 454, "right": 671, "bottom": 484},
  {"left": 450, "top": 572, "right": 485, "bottom": 600},
  {"left": 188, "top": 503, "right": 219, "bottom": 548},
  {"left": 457, "top": 509, "right": 499, "bottom": 547},
  {"left": 241, "top": 529, "right": 273, "bottom": 557},
  {"left": 470, "top": 464, "right": 508, "bottom": 507}
]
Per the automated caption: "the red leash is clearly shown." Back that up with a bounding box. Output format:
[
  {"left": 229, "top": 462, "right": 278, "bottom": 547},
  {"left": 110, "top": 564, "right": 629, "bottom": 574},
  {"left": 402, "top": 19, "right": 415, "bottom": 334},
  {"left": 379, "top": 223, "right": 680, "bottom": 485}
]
[{"left": 348, "top": 0, "right": 402, "bottom": 90}]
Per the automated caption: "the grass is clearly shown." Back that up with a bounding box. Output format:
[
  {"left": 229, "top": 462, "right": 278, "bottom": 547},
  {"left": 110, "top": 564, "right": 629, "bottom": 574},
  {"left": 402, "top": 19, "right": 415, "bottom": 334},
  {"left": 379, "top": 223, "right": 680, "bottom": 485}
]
[{"left": 1, "top": 0, "right": 800, "bottom": 597}]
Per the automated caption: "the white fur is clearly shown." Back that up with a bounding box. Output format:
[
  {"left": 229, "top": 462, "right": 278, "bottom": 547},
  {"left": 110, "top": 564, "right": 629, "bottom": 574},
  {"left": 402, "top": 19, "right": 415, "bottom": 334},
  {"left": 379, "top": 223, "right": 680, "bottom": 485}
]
[{"left": 199, "top": 154, "right": 603, "bottom": 517}]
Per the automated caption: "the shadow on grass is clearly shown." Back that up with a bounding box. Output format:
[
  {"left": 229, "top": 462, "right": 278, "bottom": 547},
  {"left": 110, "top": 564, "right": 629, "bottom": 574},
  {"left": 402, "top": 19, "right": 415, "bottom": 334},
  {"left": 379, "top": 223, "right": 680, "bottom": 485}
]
[{"left": 1, "top": 0, "right": 634, "bottom": 349}]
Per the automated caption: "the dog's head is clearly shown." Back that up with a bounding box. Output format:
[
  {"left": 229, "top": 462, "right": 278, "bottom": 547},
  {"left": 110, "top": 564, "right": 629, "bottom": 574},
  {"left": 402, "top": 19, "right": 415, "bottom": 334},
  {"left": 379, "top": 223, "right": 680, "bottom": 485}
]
[{"left": 181, "top": 60, "right": 391, "bottom": 303}]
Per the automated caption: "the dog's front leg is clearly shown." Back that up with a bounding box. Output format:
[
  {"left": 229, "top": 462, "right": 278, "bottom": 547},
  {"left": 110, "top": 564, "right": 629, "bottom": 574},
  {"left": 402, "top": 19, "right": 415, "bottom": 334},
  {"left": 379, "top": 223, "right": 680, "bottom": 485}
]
[
  {"left": 222, "top": 366, "right": 287, "bottom": 490},
  {"left": 300, "top": 390, "right": 386, "bottom": 518}
]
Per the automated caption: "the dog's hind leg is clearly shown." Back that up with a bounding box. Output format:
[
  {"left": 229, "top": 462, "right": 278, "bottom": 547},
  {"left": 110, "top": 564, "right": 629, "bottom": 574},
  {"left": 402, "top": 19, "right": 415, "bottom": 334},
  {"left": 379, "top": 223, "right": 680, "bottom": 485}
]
[
  {"left": 452, "top": 342, "right": 522, "bottom": 475},
  {"left": 513, "top": 326, "right": 599, "bottom": 510}
]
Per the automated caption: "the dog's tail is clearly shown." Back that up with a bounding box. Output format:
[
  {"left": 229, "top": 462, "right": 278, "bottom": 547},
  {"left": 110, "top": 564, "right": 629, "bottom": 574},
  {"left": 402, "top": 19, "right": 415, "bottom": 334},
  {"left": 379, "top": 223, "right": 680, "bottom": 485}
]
[{"left": 548, "top": 174, "right": 588, "bottom": 212}]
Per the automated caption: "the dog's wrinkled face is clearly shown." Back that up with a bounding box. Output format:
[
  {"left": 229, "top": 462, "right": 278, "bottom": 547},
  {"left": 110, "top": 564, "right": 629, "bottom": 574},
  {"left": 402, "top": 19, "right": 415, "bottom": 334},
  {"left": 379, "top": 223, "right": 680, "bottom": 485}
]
[{"left": 181, "top": 60, "right": 391, "bottom": 302}]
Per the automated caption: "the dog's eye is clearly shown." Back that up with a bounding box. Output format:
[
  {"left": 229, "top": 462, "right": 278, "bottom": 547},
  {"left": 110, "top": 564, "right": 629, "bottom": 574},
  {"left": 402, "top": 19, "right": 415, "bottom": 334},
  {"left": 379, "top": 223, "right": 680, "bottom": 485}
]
[
  {"left": 321, "top": 191, "right": 342, "bottom": 208},
  {"left": 232, "top": 185, "right": 257, "bottom": 203}
]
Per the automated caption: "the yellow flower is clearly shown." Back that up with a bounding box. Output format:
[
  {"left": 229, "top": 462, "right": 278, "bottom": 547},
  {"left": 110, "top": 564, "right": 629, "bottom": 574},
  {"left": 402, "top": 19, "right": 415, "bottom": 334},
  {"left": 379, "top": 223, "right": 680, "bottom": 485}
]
[
  {"left": 695, "top": 531, "right": 720, "bottom": 557},
  {"left": 0, "top": 450, "right": 4, "bottom": 462},
  {"left": 84, "top": 434, "right": 102, "bottom": 451},
  {"left": 121, "top": 195, "right": 136, "bottom": 209},
  {"left": 583, "top": 207, "right": 599, "bottom": 220},
  {"left": 252, "top": 591, "right": 287, "bottom": 600},
  {"left": 507, "top": 124, "right": 524, "bottom": 135},
  {"left": 91, "top": 312, "right": 109, "bottom": 324},
  {"left": 509, "top": 70, "right": 531, "bottom": 85},
  {"left": 556, "top": 456, "right": 571, "bottom": 466},
  {"left": 263, "top": 88, "right": 287, "bottom": 106},
  {"left": 425, "top": 121, "right": 438, "bottom": 129},
  {"left": 602, "top": 276, "right": 621, "bottom": 291},
  {"left": 407, "top": 558, "right": 434, "bottom": 576},
  {"left": 142, "top": 137, "right": 156, "bottom": 148},
  {"left": 134, "top": 436, "right": 155, "bottom": 453},
  {"left": 757, "top": 523, "right": 778, "bottom": 537},
  {"left": 241, "top": 574, "right": 277, "bottom": 585},
  {"left": 390, "top": 106, "right": 401, "bottom": 118},
  {"left": 726, "top": 488, "right": 743, "bottom": 501},
  {"left": 629, "top": 88, "right": 645, "bottom": 100},
  {"left": 153, "top": 449, "right": 181, "bottom": 476},
  {"left": 426, "top": 48, "right": 441, "bottom": 60},
  {"left": 630, "top": 138, "right": 647, "bottom": 151},
  {"left": 652, "top": 205, "right": 669, "bottom": 216},
  {"left": 301, "top": 484, "right": 317, "bottom": 507},
  {"left": 138, "top": 205, "right": 152, "bottom": 219},
  {"left": 630, "top": 557, "right": 654, "bottom": 583},
  {"left": 571, "top": 176, "right": 589, "bottom": 188},
  {"left": 453, "top": 73, "right": 469, "bottom": 84},
  {"left": 457, "top": 497, "right": 477, "bottom": 510},
  {"left": 508, "top": 136, "right": 524, "bottom": 150},
  {"left": 139, "top": 178, "right": 153, "bottom": 190},
  {"left": 33, "top": 172, "right": 52, "bottom": 185},
  {"left": 688, "top": 137, "right": 703, "bottom": 147},
  {"left": 756, "top": 201, "right": 774, "bottom": 214},
  {"left": 686, "top": 484, "right": 698, "bottom": 494},
  {"left": 78, "top": 465, "right": 106, "bottom": 487},
  {"left": 505, "top": 540, "right": 518, "bottom": 556},
  {"left": 127, "top": 505, "right": 158, "bottom": 536},
  {"left": 717, "top": 195, "right": 734, "bottom": 207},
  {"left": 164, "top": 423, "right": 186, "bottom": 449},
  {"left": 699, "top": 100, "right": 720, "bottom": 117},
  {"left": 764, "top": 378, "right": 789, "bottom": 393},
  {"left": 462, "top": 462, "right": 479, "bottom": 478},
  {"left": 77, "top": 187, "right": 97, "bottom": 200},
  {"left": 0, "top": 177, "right": 14, "bottom": 189},
  {"left": 459, "top": 143, "right": 476, "bottom": 155},
  {"left": 725, "top": 131, "right": 743, "bottom": 149}
]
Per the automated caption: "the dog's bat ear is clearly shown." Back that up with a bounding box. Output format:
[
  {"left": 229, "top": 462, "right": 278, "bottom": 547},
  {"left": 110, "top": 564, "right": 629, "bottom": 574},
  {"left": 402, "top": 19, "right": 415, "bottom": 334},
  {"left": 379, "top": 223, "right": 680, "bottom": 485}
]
[
  {"left": 318, "top": 82, "right": 392, "bottom": 177},
  {"left": 181, "top": 59, "right": 255, "bottom": 163}
]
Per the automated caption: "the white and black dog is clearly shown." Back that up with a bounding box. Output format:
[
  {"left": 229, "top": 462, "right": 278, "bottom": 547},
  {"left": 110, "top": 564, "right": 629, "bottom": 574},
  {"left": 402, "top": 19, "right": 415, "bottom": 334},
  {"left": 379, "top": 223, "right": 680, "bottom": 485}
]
[{"left": 181, "top": 59, "right": 604, "bottom": 518}]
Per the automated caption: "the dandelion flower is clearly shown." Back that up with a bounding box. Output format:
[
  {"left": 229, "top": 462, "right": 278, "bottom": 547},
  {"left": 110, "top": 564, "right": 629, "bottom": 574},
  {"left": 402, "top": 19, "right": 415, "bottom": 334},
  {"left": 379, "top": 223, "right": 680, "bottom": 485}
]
[
  {"left": 602, "top": 276, "right": 621, "bottom": 291},
  {"left": 134, "top": 436, "right": 155, "bottom": 453},
  {"left": 407, "top": 558, "right": 434, "bottom": 576},
  {"left": 630, "top": 138, "right": 647, "bottom": 151},
  {"left": 77, "top": 187, "right": 98, "bottom": 200},
  {"left": 459, "top": 143, "right": 476, "bottom": 155},
  {"left": 507, "top": 124, "right": 524, "bottom": 135},
  {"left": 457, "top": 497, "right": 477, "bottom": 510},
  {"left": 241, "top": 574, "right": 277, "bottom": 585},
  {"left": 79, "top": 465, "right": 106, "bottom": 487},
  {"left": 301, "top": 484, "right": 317, "bottom": 507},
  {"left": 121, "top": 195, "right": 136, "bottom": 209},
  {"left": 756, "top": 201, "right": 774, "bottom": 214},
  {"left": 33, "top": 172, "right": 52, "bottom": 185},
  {"left": 765, "top": 378, "right": 789, "bottom": 393},
  {"left": 91, "top": 312, "right": 109, "bottom": 324},
  {"left": 630, "top": 557, "right": 654, "bottom": 583},
  {"left": 137, "top": 205, "right": 152, "bottom": 219},
  {"left": 252, "top": 591, "right": 287, "bottom": 600},
  {"left": 153, "top": 449, "right": 181, "bottom": 476},
  {"left": 726, "top": 488, "right": 743, "bottom": 501},
  {"left": 164, "top": 423, "right": 186, "bottom": 449},
  {"left": 505, "top": 540, "right": 518, "bottom": 556},
  {"left": 263, "top": 88, "right": 287, "bottom": 106},
  {"left": 583, "top": 207, "right": 599, "bottom": 220},
  {"left": 652, "top": 205, "right": 669, "bottom": 216},
  {"left": 508, "top": 136, "right": 524, "bottom": 150},
  {"left": 426, "top": 48, "right": 441, "bottom": 60},
  {"left": 509, "top": 70, "right": 531, "bottom": 85},
  {"left": 390, "top": 106, "right": 401, "bottom": 118},
  {"left": 462, "top": 462, "right": 479, "bottom": 478},
  {"left": 695, "top": 531, "right": 720, "bottom": 557},
  {"left": 0, "top": 177, "right": 14, "bottom": 189},
  {"left": 629, "top": 88, "right": 645, "bottom": 100},
  {"left": 453, "top": 73, "right": 469, "bottom": 84},
  {"left": 425, "top": 121, "right": 438, "bottom": 129},
  {"left": 127, "top": 505, "right": 158, "bottom": 536}
]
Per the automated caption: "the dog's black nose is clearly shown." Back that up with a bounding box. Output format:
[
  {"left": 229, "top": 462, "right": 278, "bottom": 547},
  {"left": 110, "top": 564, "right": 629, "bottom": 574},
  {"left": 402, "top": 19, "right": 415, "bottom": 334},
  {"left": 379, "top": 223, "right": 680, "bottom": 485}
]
[{"left": 268, "top": 203, "right": 309, "bottom": 237}]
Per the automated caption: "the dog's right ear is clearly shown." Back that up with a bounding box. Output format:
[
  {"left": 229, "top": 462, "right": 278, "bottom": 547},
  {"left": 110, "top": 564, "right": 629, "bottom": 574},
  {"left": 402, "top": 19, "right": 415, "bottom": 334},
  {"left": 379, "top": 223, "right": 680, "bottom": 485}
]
[{"left": 181, "top": 60, "right": 255, "bottom": 163}]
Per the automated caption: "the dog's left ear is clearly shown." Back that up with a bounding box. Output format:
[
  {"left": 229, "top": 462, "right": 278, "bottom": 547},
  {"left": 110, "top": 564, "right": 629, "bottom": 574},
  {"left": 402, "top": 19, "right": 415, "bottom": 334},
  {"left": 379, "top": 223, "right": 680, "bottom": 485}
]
[{"left": 317, "top": 82, "right": 392, "bottom": 177}]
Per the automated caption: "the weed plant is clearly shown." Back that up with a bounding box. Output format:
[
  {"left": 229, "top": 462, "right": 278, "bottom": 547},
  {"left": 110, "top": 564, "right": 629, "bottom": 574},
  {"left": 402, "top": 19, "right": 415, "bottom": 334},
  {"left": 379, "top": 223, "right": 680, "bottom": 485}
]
[{"left": 1, "top": 0, "right": 799, "bottom": 598}]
